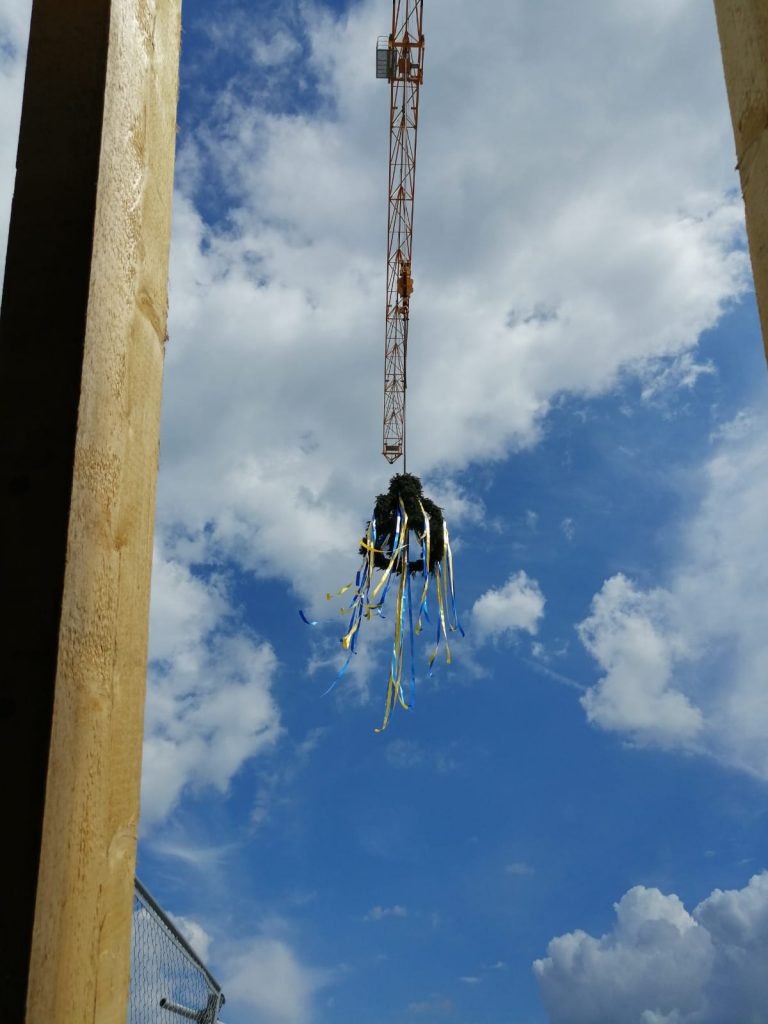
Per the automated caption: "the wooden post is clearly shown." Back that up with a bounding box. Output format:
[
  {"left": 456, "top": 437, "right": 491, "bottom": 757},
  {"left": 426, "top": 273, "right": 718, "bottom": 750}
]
[
  {"left": 714, "top": 0, "right": 768, "bottom": 362},
  {"left": 0, "top": 1, "right": 181, "bottom": 1021}
]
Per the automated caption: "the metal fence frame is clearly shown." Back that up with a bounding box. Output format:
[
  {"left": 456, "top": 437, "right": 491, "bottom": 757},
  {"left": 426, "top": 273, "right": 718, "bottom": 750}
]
[{"left": 130, "top": 877, "right": 225, "bottom": 1024}]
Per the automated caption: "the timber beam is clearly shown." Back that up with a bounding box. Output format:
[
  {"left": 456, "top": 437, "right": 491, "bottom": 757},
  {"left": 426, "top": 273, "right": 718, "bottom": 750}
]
[
  {"left": 0, "top": 1, "right": 181, "bottom": 1020},
  {"left": 714, "top": 0, "right": 768, "bottom": 363}
]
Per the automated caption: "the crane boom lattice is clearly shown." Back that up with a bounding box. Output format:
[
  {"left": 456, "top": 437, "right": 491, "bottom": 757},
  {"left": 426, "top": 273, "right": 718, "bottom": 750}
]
[{"left": 377, "top": 1, "right": 424, "bottom": 465}]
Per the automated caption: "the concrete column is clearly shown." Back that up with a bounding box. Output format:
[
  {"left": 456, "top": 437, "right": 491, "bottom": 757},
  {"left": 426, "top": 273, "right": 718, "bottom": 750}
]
[
  {"left": 714, "top": 0, "right": 768, "bottom": 362},
  {"left": 0, "top": 1, "right": 181, "bottom": 1020}
]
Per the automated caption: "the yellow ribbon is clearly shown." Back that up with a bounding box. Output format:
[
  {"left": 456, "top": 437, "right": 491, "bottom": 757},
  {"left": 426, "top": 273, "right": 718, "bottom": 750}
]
[
  {"left": 376, "top": 544, "right": 409, "bottom": 731},
  {"left": 427, "top": 562, "right": 452, "bottom": 668},
  {"left": 371, "top": 501, "right": 408, "bottom": 601}
]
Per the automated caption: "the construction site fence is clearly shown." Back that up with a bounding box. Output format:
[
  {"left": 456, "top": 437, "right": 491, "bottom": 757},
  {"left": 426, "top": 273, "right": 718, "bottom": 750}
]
[{"left": 129, "top": 877, "right": 225, "bottom": 1024}]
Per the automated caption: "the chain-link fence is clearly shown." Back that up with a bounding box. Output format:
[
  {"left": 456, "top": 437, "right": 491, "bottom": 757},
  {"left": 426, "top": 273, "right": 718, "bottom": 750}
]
[{"left": 129, "top": 878, "right": 225, "bottom": 1024}]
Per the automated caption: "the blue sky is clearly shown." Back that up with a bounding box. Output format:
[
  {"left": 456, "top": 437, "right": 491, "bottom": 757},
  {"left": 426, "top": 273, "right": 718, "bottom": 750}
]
[{"left": 3, "top": 2, "right": 768, "bottom": 1022}]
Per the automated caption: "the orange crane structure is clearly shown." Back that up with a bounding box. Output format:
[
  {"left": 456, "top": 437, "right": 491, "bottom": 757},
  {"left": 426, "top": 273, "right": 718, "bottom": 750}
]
[{"left": 377, "top": 0, "right": 425, "bottom": 466}]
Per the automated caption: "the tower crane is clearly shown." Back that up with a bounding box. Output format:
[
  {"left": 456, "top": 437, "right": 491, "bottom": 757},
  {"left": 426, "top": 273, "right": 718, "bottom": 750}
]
[{"left": 376, "top": 1, "right": 425, "bottom": 466}]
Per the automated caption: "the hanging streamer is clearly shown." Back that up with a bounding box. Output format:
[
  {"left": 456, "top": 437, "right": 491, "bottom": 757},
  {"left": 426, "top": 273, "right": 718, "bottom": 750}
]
[{"left": 300, "top": 473, "right": 464, "bottom": 730}]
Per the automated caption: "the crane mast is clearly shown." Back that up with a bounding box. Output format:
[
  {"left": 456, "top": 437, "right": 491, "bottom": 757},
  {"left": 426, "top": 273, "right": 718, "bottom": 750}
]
[{"left": 377, "top": 1, "right": 425, "bottom": 465}]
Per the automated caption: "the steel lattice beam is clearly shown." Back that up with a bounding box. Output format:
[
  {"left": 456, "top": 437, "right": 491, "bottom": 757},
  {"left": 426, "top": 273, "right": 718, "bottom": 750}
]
[{"left": 381, "top": 0, "right": 424, "bottom": 464}]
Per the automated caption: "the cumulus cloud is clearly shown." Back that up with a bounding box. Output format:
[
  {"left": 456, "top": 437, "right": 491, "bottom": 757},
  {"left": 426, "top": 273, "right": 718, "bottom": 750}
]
[
  {"left": 577, "top": 411, "right": 768, "bottom": 777},
  {"left": 171, "top": 915, "right": 213, "bottom": 964},
  {"left": 472, "top": 571, "right": 545, "bottom": 640},
  {"left": 578, "top": 574, "right": 703, "bottom": 747},
  {"left": 141, "top": 547, "right": 282, "bottom": 828},
  {"left": 534, "top": 872, "right": 768, "bottom": 1024},
  {"left": 223, "top": 936, "right": 329, "bottom": 1024}
]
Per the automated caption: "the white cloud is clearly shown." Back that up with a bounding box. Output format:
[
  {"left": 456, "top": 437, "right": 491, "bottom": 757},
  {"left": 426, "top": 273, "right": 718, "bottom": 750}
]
[
  {"left": 223, "top": 936, "right": 328, "bottom": 1024},
  {"left": 147, "top": 548, "right": 228, "bottom": 665},
  {"left": 141, "top": 547, "right": 282, "bottom": 828},
  {"left": 534, "top": 872, "right": 768, "bottom": 1024},
  {"left": 249, "top": 30, "right": 301, "bottom": 68},
  {"left": 149, "top": 838, "right": 236, "bottom": 871},
  {"left": 639, "top": 351, "right": 715, "bottom": 402},
  {"left": 171, "top": 914, "right": 212, "bottom": 964},
  {"left": 578, "top": 574, "right": 703, "bottom": 747},
  {"left": 577, "top": 410, "right": 768, "bottom": 777},
  {"left": 422, "top": 477, "right": 486, "bottom": 528},
  {"left": 472, "top": 571, "right": 546, "bottom": 640},
  {"left": 364, "top": 904, "right": 408, "bottom": 922}
]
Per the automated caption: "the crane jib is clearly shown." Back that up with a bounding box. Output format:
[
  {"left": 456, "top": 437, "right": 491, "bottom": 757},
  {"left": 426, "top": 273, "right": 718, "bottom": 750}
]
[{"left": 377, "top": 1, "right": 424, "bottom": 466}]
